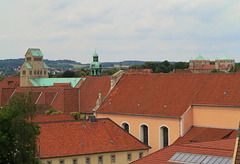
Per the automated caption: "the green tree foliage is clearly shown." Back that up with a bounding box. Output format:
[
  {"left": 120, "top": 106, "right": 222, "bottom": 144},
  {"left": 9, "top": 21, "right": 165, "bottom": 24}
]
[
  {"left": 0, "top": 76, "right": 4, "bottom": 82},
  {"left": 102, "top": 69, "right": 119, "bottom": 75},
  {"left": 75, "top": 69, "right": 90, "bottom": 77},
  {"left": 45, "top": 108, "right": 63, "bottom": 115},
  {"left": 62, "top": 70, "right": 76, "bottom": 77},
  {"left": 228, "top": 65, "right": 239, "bottom": 73},
  {"left": 0, "top": 92, "right": 40, "bottom": 164},
  {"left": 128, "top": 61, "right": 189, "bottom": 73}
]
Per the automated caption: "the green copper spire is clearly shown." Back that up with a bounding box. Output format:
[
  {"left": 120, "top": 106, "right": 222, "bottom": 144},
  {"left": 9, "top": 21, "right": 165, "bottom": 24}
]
[{"left": 90, "top": 50, "right": 102, "bottom": 76}]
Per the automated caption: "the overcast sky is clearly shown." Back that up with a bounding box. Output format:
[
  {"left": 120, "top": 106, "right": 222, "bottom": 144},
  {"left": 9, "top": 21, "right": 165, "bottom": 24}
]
[{"left": 0, "top": 0, "right": 240, "bottom": 63}]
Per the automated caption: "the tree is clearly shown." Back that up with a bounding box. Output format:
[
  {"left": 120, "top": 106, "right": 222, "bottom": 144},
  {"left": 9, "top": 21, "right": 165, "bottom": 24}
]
[
  {"left": 62, "top": 70, "right": 76, "bottom": 77},
  {"left": 0, "top": 92, "right": 40, "bottom": 164}
]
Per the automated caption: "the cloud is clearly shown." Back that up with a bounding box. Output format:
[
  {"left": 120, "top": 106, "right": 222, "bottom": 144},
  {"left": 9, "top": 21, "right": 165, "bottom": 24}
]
[{"left": 0, "top": 0, "right": 240, "bottom": 63}]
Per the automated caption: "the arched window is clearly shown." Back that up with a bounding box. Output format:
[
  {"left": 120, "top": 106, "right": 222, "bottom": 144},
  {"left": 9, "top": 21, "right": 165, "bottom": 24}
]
[
  {"left": 160, "top": 126, "right": 169, "bottom": 149},
  {"left": 121, "top": 122, "right": 129, "bottom": 133},
  {"left": 140, "top": 124, "right": 148, "bottom": 145}
]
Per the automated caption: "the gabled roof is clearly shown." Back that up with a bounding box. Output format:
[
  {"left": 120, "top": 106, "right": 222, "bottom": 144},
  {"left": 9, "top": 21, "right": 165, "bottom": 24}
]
[
  {"left": 80, "top": 76, "right": 111, "bottom": 113},
  {"left": 29, "top": 78, "right": 85, "bottom": 88},
  {"left": 97, "top": 73, "right": 240, "bottom": 117},
  {"left": 131, "top": 139, "right": 235, "bottom": 164},
  {"left": 29, "top": 48, "right": 43, "bottom": 57},
  {"left": 0, "top": 77, "right": 20, "bottom": 88},
  {"left": 173, "top": 126, "right": 237, "bottom": 145},
  {"left": 38, "top": 118, "right": 150, "bottom": 159},
  {"left": 97, "top": 74, "right": 210, "bottom": 117}
]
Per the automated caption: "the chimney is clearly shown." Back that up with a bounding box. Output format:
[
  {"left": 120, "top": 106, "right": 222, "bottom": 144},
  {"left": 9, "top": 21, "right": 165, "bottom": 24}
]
[
  {"left": 96, "top": 93, "right": 102, "bottom": 107},
  {"left": 89, "top": 115, "right": 97, "bottom": 123}
]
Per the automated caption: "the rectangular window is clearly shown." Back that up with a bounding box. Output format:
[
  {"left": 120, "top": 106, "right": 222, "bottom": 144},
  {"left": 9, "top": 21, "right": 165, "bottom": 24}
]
[
  {"left": 27, "top": 57, "right": 31, "bottom": 61},
  {"left": 139, "top": 152, "right": 143, "bottom": 158},
  {"left": 127, "top": 153, "right": 132, "bottom": 161},
  {"left": 73, "top": 159, "right": 78, "bottom": 164},
  {"left": 47, "top": 161, "right": 52, "bottom": 164},
  {"left": 22, "top": 70, "right": 26, "bottom": 75},
  {"left": 59, "top": 159, "right": 64, "bottom": 164},
  {"left": 111, "top": 155, "right": 116, "bottom": 163},
  {"left": 29, "top": 71, "right": 32, "bottom": 75},
  {"left": 44, "top": 70, "right": 47, "bottom": 75},
  {"left": 86, "top": 157, "right": 91, "bottom": 164},
  {"left": 98, "top": 156, "right": 103, "bottom": 164}
]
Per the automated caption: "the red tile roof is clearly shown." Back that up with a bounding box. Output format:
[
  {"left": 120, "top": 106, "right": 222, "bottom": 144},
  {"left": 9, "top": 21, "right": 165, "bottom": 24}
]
[
  {"left": 32, "top": 114, "right": 75, "bottom": 122},
  {"left": 172, "top": 70, "right": 192, "bottom": 74},
  {"left": 201, "top": 65, "right": 215, "bottom": 70},
  {"left": 125, "top": 69, "right": 153, "bottom": 74},
  {"left": 0, "top": 77, "right": 20, "bottom": 88},
  {"left": 173, "top": 126, "right": 237, "bottom": 145},
  {"left": 0, "top": 76, "right": 111, "bottom": 114},
  {"left": 97, "top": 74, "right": 210, "bottom": 117},
  {"left": 193, "top": 73, "right": 240, "bottom": 106},
  {"left": 38, "top": 118, "right": 150, "bottom": 158},
  {"left": 98, "top": 73, "right": 240, "bottom": 117},
  {"left": 79, "top": 76, "right": 111, "bottom": 113},
  {"left": 131, "top": 139, "right": 235, "bottom": 164}
]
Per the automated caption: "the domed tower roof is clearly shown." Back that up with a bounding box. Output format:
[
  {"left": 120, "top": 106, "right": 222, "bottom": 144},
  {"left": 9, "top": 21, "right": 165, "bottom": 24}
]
[{"left": 90, "top": 50, "right": 102, "bottom": 76}]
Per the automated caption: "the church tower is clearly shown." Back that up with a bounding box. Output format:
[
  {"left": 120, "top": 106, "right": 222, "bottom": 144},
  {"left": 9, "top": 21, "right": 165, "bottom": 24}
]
[
  {"left": 90, "top": 50, "right": 102, "bottom": 76},
  {"left": 20, "top": 48, "right": 49, "bottom": 87}
]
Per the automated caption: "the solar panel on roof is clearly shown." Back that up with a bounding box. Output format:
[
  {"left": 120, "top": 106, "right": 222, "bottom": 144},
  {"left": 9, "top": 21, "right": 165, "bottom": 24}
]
[
  {"left": 168, "top": 152, "right": 232, "bottom": 164},
  {"left": 191, "top": 155, "right": 201, "bottom": 163},
  {"left": 175, "top": 153, "right": 185, "bottom": 161},
  {"left": 213, "top": 158, "right": 224, "bottom": 164},
  {"left": 219, "top": 158, "right": 230, "bottom": 164},
  {"left": 179, "top": 154, "right": 191, "bottom": 162},
  {"left": 185, "top": 154, "right": 196, "bottom": 162},
  {"left": 169, "top": 152, "right": 181, "bottom": 161},
  {"left": 202, "top": 156, "right": 213, "bottom": 164},
  {"left": 208, "top": 157, "right": 218, "bottom": 164},
  {"left": 196, "top": 155, "right": 208, "bottom": 163}
]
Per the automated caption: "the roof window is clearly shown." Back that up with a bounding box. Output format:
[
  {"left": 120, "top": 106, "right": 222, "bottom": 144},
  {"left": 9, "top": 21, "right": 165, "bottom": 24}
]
[
  {"left": 164, "top": 105, "right": 167, "bottom": 109},
  {"left": 224, "top": 92, "right": 227, "bottom": 95},
  {"left": 138, "top": 104, "right": 141, "bottom": 107},
  {"left": 110, "top": 140, "right": 114, "bottom": 143},
  {"left": 80, "top": 142, "right": 84, "bottom": 146},
  {"left": 82, "top": 125, "right": 86, "bottom": 128}
]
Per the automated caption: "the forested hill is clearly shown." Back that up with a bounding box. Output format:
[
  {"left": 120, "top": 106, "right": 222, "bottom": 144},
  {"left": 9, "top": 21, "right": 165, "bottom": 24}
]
[{"left": 0, "top": 58, "right": 151, "bottom": 75}]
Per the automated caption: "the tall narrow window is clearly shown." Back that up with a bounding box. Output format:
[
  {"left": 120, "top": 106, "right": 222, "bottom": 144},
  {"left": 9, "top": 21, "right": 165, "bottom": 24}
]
[
  {"left": 121, "top": 122, "right": 129, "bottom": 133},
  {"left": 98, "top": 156, "right": 103, "bottom": 164},
  {"left": 160, "top": 126, "right": 169, "bottom": 149},
  {"left": 140, "top": 124, "right": 148, "bottom": 145},
  {"left": 86, "top": 157, "right": 91, "bottom": 164}
]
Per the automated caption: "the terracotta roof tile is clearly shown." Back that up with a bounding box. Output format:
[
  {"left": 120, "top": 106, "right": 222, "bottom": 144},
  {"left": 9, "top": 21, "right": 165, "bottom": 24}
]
[
  {"left": 173, "top": 126, "right": 238, "bottom": 145},
  {"left": 0, "top": 77, "right": 20, "bottom": 88},
  {"left": 193, "top": 73, "right": 240, "bottom": 106},
  {"left": 172, "top": 70, "right": 192, "bottom": 74},
  {"left": 131, "top": 139, "right": 235, "bottom": 164},
  {"left": 201, "top": 65, "right": 215, "bottom": 70},
  {"left": 125, "top": 69, "right": 153, "bottom": 74},
  {"left": 32, "top": 114, "right": 75, "bottom": 122},
  {"left": 98, "top": 73, "right": 240, "bottom": 117},
  {"left": 80, "top": 76, "right": 111, "bottom": 113},
  {"left": 98, "top": 74, "right": 210, "bottom": 117},
  {"left": 38, "top": 118, "right": 150, "bottom": 158}
]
